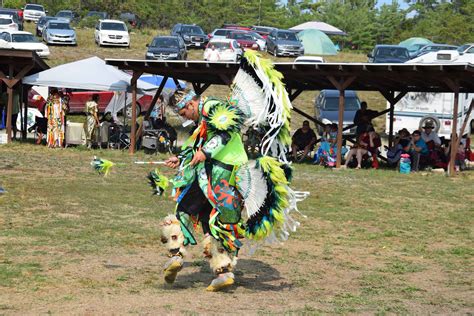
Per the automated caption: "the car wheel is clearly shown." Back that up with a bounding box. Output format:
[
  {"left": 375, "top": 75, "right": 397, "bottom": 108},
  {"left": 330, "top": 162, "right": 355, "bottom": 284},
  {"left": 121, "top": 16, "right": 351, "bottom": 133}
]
[
  {"left": 273, "top": 48, "right": 278, "bottom": 57},
  {"left": 125, "top": 102, "right": 142, "bottom": 119}
]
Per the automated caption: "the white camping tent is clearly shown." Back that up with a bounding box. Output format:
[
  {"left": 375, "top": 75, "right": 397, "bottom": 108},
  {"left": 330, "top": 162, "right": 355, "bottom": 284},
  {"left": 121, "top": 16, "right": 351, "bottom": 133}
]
[
  {"left": 290, "top": 21, "right": 346, "bottom": 36},
  {"left": 22, "top": 56, "right": 157, "bottom": 93}
]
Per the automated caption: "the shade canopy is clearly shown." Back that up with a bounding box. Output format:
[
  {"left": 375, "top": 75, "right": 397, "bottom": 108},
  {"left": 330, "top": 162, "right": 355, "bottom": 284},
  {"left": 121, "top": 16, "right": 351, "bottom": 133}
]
[
  {"left": 398, "top": 37, "right": 433, "bottom": 53},
  {"left": 297, "top": 29, "right": 337, "bottom": 55},
  {"left": 290, "top": 21, "right": 346, "bottom": 36},
  {"left": 22, "top": 56, "right": 157, "bottom": 93},
  {"left": 139, "top": 75, "right": 185, "bottom": 89}
]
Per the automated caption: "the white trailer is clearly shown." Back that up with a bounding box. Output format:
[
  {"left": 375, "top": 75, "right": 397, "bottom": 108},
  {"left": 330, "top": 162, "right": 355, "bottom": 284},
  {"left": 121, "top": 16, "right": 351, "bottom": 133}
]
[{"left": 386, "top": 51, "right": 474, "bottom": 139}]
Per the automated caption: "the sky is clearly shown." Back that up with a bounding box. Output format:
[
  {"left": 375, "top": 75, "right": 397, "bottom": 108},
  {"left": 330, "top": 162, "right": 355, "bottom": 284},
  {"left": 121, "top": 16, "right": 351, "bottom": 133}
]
[{"left": 376, "top": 0, "right": 409, "bottom": 9}]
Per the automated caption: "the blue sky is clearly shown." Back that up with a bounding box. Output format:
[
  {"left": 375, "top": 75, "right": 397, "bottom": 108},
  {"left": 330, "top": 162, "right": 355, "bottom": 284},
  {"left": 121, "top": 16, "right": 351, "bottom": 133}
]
[{"left": 376, "top": 0, "right": 409, "bottom": 9}]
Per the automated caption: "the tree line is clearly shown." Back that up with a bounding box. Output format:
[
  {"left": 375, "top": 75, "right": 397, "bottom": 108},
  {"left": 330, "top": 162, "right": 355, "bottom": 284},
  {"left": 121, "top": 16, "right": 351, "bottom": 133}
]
[{"left": 4, "top": 0, "right": 473, "bottom": 51}]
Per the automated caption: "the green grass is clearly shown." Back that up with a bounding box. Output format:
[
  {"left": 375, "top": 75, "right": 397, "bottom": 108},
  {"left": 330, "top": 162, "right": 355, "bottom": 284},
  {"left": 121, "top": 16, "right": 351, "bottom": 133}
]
[{"left": 0, "top": 143, "right": 473, "bottom": 313}]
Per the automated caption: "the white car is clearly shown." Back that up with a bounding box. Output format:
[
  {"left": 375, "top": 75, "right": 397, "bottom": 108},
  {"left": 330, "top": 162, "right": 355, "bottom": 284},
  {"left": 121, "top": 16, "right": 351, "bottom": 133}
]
[
  {"left": 204, "top": 39, "right": 243, "bottom": 62},
  {"left": 94, "top": 19, "right": 130, "bottom": 47},
  {"left": 23, "top": 4, "right": 46, "bottom": 23},
  {"left": 0, "top": 15, "right": 18, "bottom": 31},
  {"left": 295, "top": 56, "right": 325, "bottom": 63},
  {"left": 0, "top": 30, "right": 50, "bottom": 58},
  {"left": 248, "top": 32, "right": 266, "bottom": 51}
]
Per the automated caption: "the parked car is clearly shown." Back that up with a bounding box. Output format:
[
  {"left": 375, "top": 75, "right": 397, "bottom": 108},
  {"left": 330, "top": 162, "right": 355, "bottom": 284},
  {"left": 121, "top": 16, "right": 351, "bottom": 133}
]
[
  {"left": 55, "top": 10, "right": 77, "bottom": 23},
  {"left": 266, "top": 29, "right": 304, "bottom": 57},
  {"left": 119, "top": 12, "right": 140, "bottom": 28},
  {"left": 171, "top": 23, "right": 207, "bottom": 48},
  {"left": 295, "top": 56, "right": 325, "bottom": 63},
  {"left": 0, "top": 15, "right": 18, "bottom": 31},
  {"left": 28, "top": 88, "right": 154, "bottom": 114},
  {"left": 145, "top": 36, "right": 186, "bottom": 60},
  {"left": 36, "top": 16, "right": 56, "bottom": 36},
  {"left": 0, "top": 9, "right": 23, "bottom": 30},
  {"left": 86, "top": 11, "right": 109, "bottom": 20},
  {"left": 208, "top": 28, "right": 232, "bottom": 40},
  {"left": 227, "top": 31, "right": 259, "bottom": 50},
  {"left": 95, "top": 19, "right": 130, "bottom": 47},
  {"left": 22, "top": 4, "right": 46, "bottom": 22},
  {"left": 250, "top": 25, "right": 276, "bottom": 39},
  {"left": 457, "top": 43, "right": 474, "bottom": 55},
  {"left": 314, "top": 90, "right": 361, "bottom": 135},
  {"left": 0, "top": 30, "right": 50, "bottom": 58},
  {"left": 248, "top": 31, "right": 266, "bottom": 50},
  {"left": 410, "top": 44, "right": 458, "bottom": 58},
  {"left": 203, "top": 39, "right": 243, "bottom": 62},
  {"left": 367, "top": 45, "right": 410, "bottom": 63},
  {"left": 43, "top": 20, "right": 76, "bottom": 45}
]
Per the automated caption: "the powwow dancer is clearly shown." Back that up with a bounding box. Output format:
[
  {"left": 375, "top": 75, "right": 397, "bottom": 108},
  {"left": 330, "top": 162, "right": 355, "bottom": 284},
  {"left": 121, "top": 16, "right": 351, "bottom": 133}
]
[{"left": 159, "top": 50, "right": 309, "bottom": 291}]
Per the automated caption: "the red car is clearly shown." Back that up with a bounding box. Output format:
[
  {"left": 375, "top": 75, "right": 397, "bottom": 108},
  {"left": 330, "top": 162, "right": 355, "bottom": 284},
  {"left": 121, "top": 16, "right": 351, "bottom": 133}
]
[
  {"left": 227, "top": 31, "right": 259, "bottom": 50},
  {"left": 222, "top": 24, "right": 251, "bottom": 31},
  {"left": 28, "top": 89, "right": 153, "bottom": 115}
]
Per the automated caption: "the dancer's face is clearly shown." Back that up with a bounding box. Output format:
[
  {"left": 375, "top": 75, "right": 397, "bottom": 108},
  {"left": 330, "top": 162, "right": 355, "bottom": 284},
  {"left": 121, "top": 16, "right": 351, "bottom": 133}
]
[{"left": 178, "top": 98, "right": 199, "bottom": 121}]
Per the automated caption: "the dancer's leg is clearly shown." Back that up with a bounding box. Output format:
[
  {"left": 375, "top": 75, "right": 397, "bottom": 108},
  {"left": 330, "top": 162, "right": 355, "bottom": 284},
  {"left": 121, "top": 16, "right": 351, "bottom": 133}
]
[
  {"left": 160, "top": 214, "right": 186, "bottom": 284},
  {"left": 203, "top": 235, "right": 237, "bottom": 292}
]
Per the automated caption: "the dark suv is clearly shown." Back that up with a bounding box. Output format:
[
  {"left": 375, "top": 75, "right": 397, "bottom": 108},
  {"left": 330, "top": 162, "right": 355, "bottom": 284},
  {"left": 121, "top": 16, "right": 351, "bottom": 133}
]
[
  {"left": 315, "top": 90, "right": 361, "bottom": 135},
  {"left": 145, "top": 36, "right": 187, "bottom": 60},
  {"left": 171, "top": 23, "right": 207, "bottom": 48},
  {"left": 367, "top": 45, "right": 410, "bottom": 63}
]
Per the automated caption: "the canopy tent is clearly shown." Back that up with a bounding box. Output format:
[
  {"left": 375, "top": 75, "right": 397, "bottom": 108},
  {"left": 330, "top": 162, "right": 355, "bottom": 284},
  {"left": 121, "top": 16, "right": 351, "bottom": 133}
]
[
  {"left": 22, "top": 56, "right": 157, "bottom": 93},
  {"left": 290, "top": 21, "right": 346, "bottom": 36},
  {"left": 297, "top": 29, "right": 337, "bottom": 55},
  {"left": 139, "top": 75, "right": 185, "bottom": 89},
  {"left": 398, "top": 37, "right": 433, "bottom": 53}
]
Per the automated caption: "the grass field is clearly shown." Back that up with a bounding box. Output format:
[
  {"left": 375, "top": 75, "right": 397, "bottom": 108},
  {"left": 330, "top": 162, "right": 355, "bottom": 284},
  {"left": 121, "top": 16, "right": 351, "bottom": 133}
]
[
  {"left": 1, "top": 23, "right": 472, "bottom": 314},
  {"left": 0, "top": 144, "right": 473, "bottom": 314}
]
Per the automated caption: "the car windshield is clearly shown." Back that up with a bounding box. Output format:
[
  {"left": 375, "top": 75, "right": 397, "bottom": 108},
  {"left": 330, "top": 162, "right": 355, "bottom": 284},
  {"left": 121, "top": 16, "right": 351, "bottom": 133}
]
[
  {"left": 0, "top": 18, "right": 13, "bottom": 25},
  {"left": 277, "top": 32, "right": 297, "bottom": 41},
  {"left": 25, "top": 4, "right": 44, "bottom": 11},
  {"left": 209, "top": 42, "right": 231, "bottom": 50},
  {"left": 151, "top": 37, "right": 178, "bottom": 48},
  {"left": 101, "top": 22, "right": 126, "bottom": 31},
  {"left": 324, "top": 97, "right": 360, "bottom": 111},
  {"left": 49, "top": 22, "right": 70, "bottom": 29},
  {"left": 181, "top": 26, "right": 204, "bottom": 35},
  {"left": 232, "top": 33, "right": 252, "bottom": 40},
  {"left": 376, "top": 47, "right": 409, "bottom": 59},
  {"left": 214, "top": 30, "right": 228, "bottom": 36},
  {"left": 254, "top": 27, "right": 272, "bottom": 33},
  {"left": 56, "top": 12, "right": 72, "bottom": 18},
  {"left": 12, "top": 34, "right": 38, "bottom": 42},
  {"left": 457, "top": 44, "right": 470, "bottom": 53},
  {"left": 250, "top": 32, "right": 264, "bottom": 40}
]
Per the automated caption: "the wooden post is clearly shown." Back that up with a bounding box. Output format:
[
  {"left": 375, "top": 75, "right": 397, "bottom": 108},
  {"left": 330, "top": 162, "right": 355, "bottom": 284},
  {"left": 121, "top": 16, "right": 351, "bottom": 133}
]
[
  {"left": 448, "top": 92, "right": 459, "bottom": 176},
  {"left": 335, "top": 90, "right": 345, "bottom": 168},
  {"left": 388, "top": 92, "right": 395, "bottom": 148},
  {"left": 5, "top": 64, "right": 13, "bottom": 143},
  {"left": 130, "top": 73, "right": 138, "bottom": 154},
  {"left": 328, "top": 76, "right": 356, "bottom": 168},
  {"left": 22, "top": 85, "right": 30, "bottom": 140}
]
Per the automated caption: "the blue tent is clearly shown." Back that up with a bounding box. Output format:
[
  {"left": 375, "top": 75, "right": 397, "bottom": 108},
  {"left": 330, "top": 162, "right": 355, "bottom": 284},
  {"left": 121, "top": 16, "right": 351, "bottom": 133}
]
[{"left": 139, "top": 75, "right": 185, "bottom": 89}]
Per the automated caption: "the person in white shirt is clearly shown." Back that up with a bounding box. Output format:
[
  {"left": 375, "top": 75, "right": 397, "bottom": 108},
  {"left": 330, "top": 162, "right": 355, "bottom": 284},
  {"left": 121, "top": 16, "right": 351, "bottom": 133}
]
[
  {"left": 206, "top": 44, "right": 220, "bottom": 62},
  {"left": 420, "top": 122, "right": 441, "bottom": 147}
]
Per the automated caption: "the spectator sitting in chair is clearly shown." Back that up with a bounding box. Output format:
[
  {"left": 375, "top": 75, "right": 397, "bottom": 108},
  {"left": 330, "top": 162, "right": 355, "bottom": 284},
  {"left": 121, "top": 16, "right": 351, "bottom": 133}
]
[
  {"left": 420, "top": 122, "right": 441, "bottom": 148},
  {"left": 410, "top": 130, "right": 429, "bottom": 172},
  {"left": 344, "top": 125, "right": 381, "bottom": 169},
  {"left": 291, "top": 120, "right": 317, "bottom": 162}
]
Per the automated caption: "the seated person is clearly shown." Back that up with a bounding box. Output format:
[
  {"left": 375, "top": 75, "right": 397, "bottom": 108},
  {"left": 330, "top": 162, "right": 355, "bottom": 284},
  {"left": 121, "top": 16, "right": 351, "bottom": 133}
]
[
  {"left": 291, "top": 120, "right": 317, "bottom": 162},
  {"left": 314, "top": 123, "right": 342, "bottom": 167},
  {"left": 420, "top": 122, "right": 441, "bottom": 148},
  {"left": 344, "top": 125, "right": 381, "bottom": 169},
  {"left": 409, "top": 130, "right": 429, "bottom": 171},
  {"left": 386, "top": 128, "right": 411, "bottom": 165}
]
